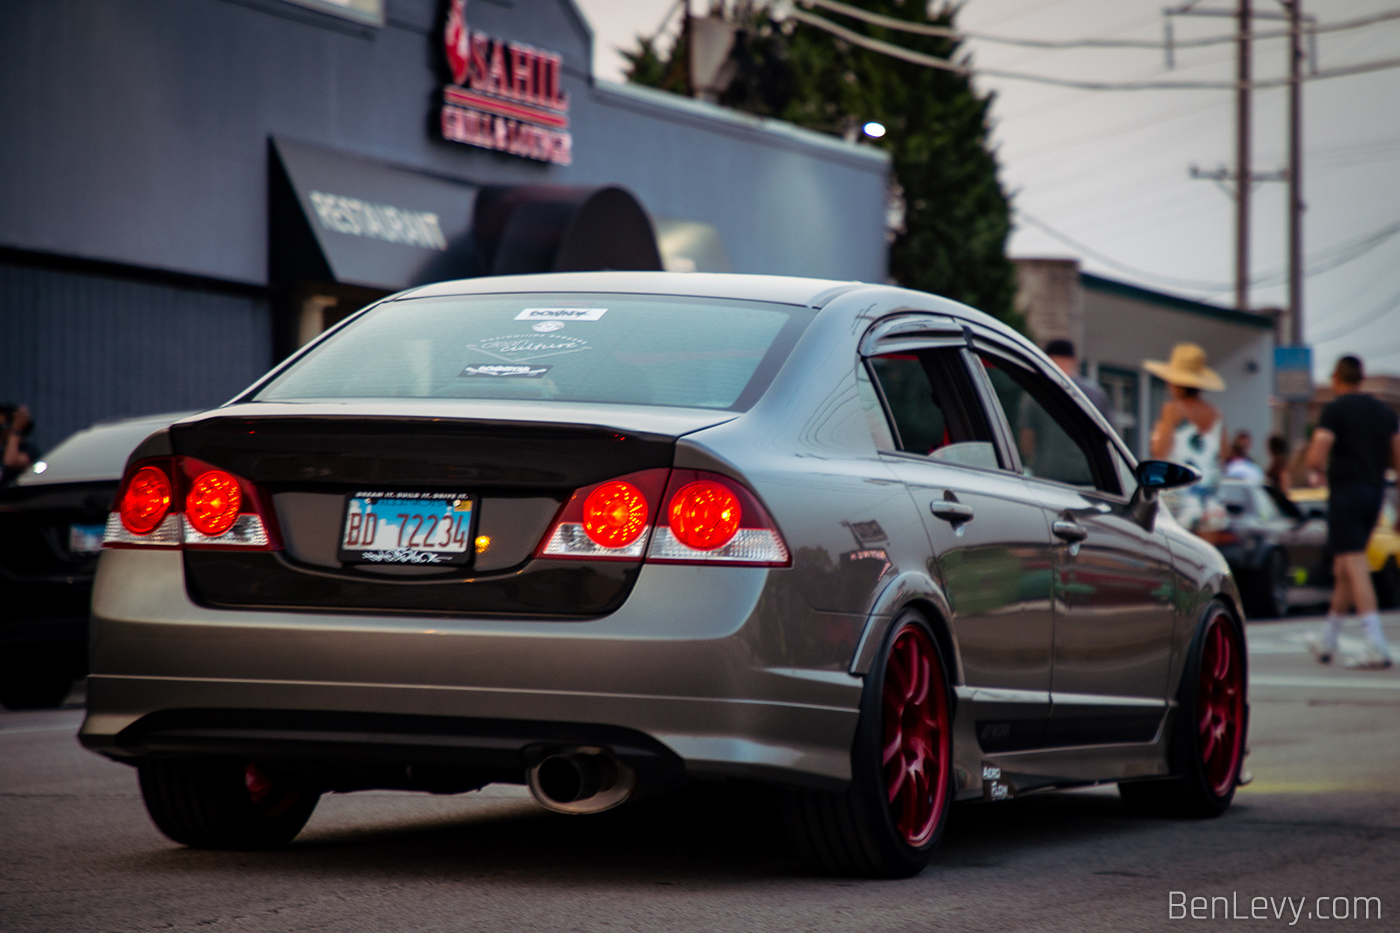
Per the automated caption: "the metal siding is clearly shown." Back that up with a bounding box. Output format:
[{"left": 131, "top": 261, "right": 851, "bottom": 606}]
[
  {"left": 0, "top": 261, "right": 271, "bottom": 453},
  {"left": 0, "top": 0, "right": 888, "bottom": 288}
]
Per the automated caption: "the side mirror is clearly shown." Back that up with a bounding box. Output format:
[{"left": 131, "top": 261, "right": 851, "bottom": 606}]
[{"left": 1135, "top": 460, "right": 1201, "bottom": 491}]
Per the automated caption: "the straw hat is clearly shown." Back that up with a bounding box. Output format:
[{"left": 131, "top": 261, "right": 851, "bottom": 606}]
[{"left": 1143, "top": 342, "right": 1226, "bottom": 392}]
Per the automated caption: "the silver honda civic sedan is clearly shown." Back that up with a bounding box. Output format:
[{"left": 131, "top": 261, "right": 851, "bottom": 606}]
[{"left": 81, "top": 272, "right": 1248, "bottom": 877}]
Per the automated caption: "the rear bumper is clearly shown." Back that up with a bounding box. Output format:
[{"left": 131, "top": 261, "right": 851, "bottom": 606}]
[{"left": 80, "top": 549, "right": 863, "bottom": 790}]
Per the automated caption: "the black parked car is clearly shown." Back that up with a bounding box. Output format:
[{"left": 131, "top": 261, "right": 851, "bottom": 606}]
[
  {"left": 0, "top": 411, "right": 187, "bottom": 709},
  {"left": 1212, "top": 478, "right": 1330, "bottom": 619}
]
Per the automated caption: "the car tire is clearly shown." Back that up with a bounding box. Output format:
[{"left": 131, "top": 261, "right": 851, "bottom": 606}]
[
  {"left": 1120, "top": 601, "right": 1247, "bottom": 818},
  {"left": 0, "top": 666, "right": 75, "bottom": 710},
  {"left": 782, "top": 610, "right": 954, "bottom": 878},
  {"left": 1373, "top": 558, "right": 1400, "bottom": 611},
  {"left": 1243, "top": 549, "right": 1288, "bottom": 619},
  {"left": 138, "top": 759, "right": 321, "bottom": 849}
]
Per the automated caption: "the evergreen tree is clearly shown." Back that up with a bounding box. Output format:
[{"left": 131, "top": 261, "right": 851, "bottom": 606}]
[{"left": 623, "top": 2, "right": 1022, "bottom": 329}]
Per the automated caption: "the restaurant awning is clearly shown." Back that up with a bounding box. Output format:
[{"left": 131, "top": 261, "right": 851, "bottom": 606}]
[{"left": 271, "top": 137, "right": 661, "bottom": 292}]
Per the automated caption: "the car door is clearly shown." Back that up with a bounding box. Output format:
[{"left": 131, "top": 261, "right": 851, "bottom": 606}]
[
  {"left": 968, "top": 335, "right": 1176, "bottom": 747},
  {"left": 861, "top": 317, "right": 1056, "bottom": 753}
]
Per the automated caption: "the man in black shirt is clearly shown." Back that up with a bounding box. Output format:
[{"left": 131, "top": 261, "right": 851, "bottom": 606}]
[{"left": 1305, "top": 356, "right": 1400, "bottom": 668}]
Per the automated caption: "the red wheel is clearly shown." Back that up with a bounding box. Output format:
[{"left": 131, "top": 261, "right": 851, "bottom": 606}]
[
  {"left": 882, "top": 624, "right": 951, "bottom": 848},
  {"left": 1196, "top": 611, "right": 1245, "bottom": 797},
  {"left": 1120, "top": 600, "right": 1247, "bottom": 818},
  {"left": 783, "top": 611, "right": 954, "bottom": 876}
]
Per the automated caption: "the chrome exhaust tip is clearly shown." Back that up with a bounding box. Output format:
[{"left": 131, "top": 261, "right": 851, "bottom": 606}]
[{"left": 526, "top": 746, "right": 636, "bottom": 814}]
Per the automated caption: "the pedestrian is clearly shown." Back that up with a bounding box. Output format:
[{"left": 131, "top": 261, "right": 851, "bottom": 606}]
[
  {"left": 1223, "top": 429, "right": 1265, "bottom": 482},
  {"left": 1044, "top": 339, "right": 1113, "bottom": 422},
  {"left": 1305, "top": 355, "right": 1399, "bottom": 669},
  {"left": 1264, "top": 434, "right": 1291, "bottom": 492},
  {"left": 1145, "top": 343, "right": 1227, "bottom": 533},
  {"left": 0, "top": 404, "right": 39, "bottom": 486},
  {"left": 1019, "top": 339, "right": 1114, "bottom": 482}
]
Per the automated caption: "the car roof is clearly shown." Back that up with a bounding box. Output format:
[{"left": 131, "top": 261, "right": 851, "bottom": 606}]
[{"left": 395, "top": 271, "right": 868, "bottom": 307}]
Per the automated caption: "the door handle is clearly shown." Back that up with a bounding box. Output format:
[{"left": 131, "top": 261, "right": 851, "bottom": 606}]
[
  {"left": 1052, "top": 519, "right": 1088, "bottom": 543},
  {"left": 930, "top": 500, "right": 975, "bottom": 524}
]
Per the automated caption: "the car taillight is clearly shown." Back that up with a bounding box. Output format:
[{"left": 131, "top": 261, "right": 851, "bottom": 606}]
[
  {"left": 103, "top": 457, "right": 278, "bottom": 550},
  {"left": 649, "top": 470, "right": 789, "bottom": 566},
  {"left": 666, "top": 480, "right": 741, "bottom": 551},
  {"left": 186, "top": 470, "right": 242, "bottom": 536},
  {"left": 538, "top": 469, "right": 670, "bottom": 559},
  {"left": 537, "top": 468, "right": 790, "bottom": 567},
  {"left": 582, "top": 481, "right": 650, "bottom": 548},
  {"left": 119, "top": 465, "right": 173, "bottom": 534}
]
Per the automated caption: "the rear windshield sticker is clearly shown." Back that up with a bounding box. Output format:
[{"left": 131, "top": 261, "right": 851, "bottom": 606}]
[
  {"left": 465, "top": 334, "right": 590, "bottom": 362},
  {"left": 460, "top": 364, "right": 552, "bottom": 378},
  {"left": 515, "top": 308, "right": 607, "bottom": 322},
  {"left": 531, "top": 321, "right": 566, "bottom": 333}
]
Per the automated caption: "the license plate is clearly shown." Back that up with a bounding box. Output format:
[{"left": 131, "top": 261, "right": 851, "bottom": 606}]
[
  {"left": 337, "top": 492, "right": 475, "bottom": 565},
  {"left": 69, "top": 523, "right": 106, "bottom": 556}
]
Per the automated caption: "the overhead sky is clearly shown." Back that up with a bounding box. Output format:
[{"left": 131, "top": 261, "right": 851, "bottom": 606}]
[{"left": 574, "top": 0, "right": 1400, "bottom": 377}]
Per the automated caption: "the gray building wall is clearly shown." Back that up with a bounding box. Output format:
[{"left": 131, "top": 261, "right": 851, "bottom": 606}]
[
  {"left": 0, "top": 0, "right": 888, "bottom": 287},
  {"left": 0, "top": 0, "right": 888, "bottom": 454},
  {"left": 0, "top": 261, "right": 271, "bottom": 452}
]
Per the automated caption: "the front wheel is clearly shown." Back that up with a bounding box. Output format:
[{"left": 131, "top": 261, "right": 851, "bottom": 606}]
[
  {"left": 783, "top": 611, "right": 954, "bottom": 877},
  {"left": 138, "top": 759, "right": 321, "bottom": 849},
  {"left": 1120, "top": 602, "right": 1247, "bottom": 818}
]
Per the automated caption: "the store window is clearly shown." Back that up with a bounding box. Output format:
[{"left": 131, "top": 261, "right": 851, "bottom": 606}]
[{"left": 1097, "top": 365, "right": 1141, "bottom": 455}]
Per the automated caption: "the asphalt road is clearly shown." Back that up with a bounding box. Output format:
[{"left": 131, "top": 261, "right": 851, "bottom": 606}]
[{"left": 2, "top": 613, "right": 1397, "bottom": 933}]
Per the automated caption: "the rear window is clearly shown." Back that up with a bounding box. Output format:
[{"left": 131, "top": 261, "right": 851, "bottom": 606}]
[{"left": 255, "top": 293, "right": 812, "bottom": 411}]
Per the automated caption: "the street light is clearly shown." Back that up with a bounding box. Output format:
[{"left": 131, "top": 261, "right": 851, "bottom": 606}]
[{"left": 862, "top": 121, "right": 886, "bottom": 139}]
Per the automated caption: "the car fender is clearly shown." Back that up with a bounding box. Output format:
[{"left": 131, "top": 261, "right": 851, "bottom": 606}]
[{"left": 847, "top": 570, "right": 961, "bottom": 685}]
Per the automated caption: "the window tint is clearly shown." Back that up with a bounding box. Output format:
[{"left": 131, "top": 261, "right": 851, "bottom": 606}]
[
  {"left": 977, "top": 350, "right": 1119, "bottom": 493},
  {"left": 870, "top": 355, "right": 947, "bottom": 454},
  {"left": 867, "top": 350, "right": 1000, "bottom": 469},
  {"left": 256, "top": 294, "right": 811, "bottom": 411}
]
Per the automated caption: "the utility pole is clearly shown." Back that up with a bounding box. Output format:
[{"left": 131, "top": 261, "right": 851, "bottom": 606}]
[
  {"left": 1284, "top": 0, "right": 1308, "bottom": 446},
  {"left": 1285, "top": 0, "right": 1304, "bottom": 346},
  {"left": 1234, "top": 0, "right": 1252, "bottom": 313}
]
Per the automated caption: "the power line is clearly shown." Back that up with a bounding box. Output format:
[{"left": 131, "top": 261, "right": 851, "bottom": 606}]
[
  {"left": 1016, "top": 210, "right": 1400, "bottom": 294},
  {"left": 1014, "top": 211, "right": 1240, "bottom": 291},
  {"left": 1308, "top": 280, "right": 1400, "bottom": 343},
  {"left": 795, "top": 0, "right": 1400, "bottom": 52},
  {"left": 784, "top": 7, "right": 1400, "bottom": 91}
]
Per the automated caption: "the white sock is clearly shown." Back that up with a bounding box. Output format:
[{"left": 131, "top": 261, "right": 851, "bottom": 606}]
[
  {"left": 1360, "top": 612, "right": 1390, "bottom": 656},
  {"left": 1321, "top": 613, "right": 1345, "bottom": 652}
]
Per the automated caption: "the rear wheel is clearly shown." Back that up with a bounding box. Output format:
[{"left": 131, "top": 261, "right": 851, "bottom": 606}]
[
  {"left": 1120, "top": 602, "right": 1247, "bottom": 818},
  {"left": 138, "top": 759, "right": 321, "bottom": 849},
  {"left": 783, "top": 611, "right": 953, "bottom": 877},
  {"left": 1373, "top": 558, "right": 1400, "bottom": 611}
]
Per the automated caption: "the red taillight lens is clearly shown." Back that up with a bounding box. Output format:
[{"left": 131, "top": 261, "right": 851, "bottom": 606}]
[
  {"left": 186, "top": 470, "right": 243, "bottom": 537},
  {"left": 537, "top": 468, "right": 671, "bottom": 560},
  {"left": 105, "top": 456, "right": 278, "bottom": 550},
  {"left": 667, "top": 480, "right": 741, "bottom": 551},
  {"left": 582, "top": 481, "right": 649, "bottom": 548},
  {"left": 119, "top": 465, "right": 172, "bottom": 534}
]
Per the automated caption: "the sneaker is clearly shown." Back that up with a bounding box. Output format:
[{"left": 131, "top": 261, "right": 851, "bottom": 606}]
[
  {"left": 1342, "top": 645, "right": 1394, "bottom": 670},
  {"left": 1305, "top": 633, "right": 1334, "bottom": 665}
]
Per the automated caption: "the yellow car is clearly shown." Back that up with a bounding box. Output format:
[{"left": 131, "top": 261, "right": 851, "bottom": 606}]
[{"left": 1289, "top": 484, "right": 1400, "bottom": 609}]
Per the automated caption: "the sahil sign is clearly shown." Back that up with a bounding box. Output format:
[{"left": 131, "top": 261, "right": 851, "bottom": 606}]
[{"left": 438, "top": 0, "right": 573, "bottom": 166}]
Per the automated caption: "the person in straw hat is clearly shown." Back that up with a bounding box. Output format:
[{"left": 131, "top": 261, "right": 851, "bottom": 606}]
[{"left": 1145, "top": 342, "right": 1228, "bottom": 532}]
